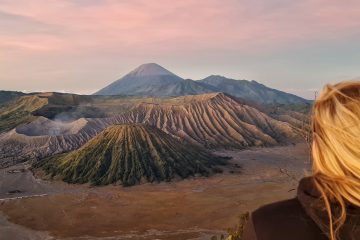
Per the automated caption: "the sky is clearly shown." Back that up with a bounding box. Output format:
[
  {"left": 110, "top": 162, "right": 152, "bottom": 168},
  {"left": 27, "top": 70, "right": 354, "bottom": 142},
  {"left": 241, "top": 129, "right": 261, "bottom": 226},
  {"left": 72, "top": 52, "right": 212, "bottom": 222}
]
[{"left": 1, "top": 0, "right": 360, "bottom": 99}]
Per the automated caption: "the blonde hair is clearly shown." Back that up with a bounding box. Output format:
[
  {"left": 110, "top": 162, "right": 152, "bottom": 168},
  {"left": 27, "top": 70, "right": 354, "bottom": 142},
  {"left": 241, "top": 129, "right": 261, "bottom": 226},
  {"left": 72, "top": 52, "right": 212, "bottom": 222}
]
[{"left": 311, "top": 81, "right": 360, "bottom": 240}]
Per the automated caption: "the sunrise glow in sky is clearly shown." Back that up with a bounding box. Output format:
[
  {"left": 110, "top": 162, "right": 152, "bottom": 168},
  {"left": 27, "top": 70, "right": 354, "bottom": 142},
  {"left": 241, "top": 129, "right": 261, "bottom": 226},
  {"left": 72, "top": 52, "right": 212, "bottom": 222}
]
[{"left": 1, "top": 0, "right": 360, "bottom": 99}]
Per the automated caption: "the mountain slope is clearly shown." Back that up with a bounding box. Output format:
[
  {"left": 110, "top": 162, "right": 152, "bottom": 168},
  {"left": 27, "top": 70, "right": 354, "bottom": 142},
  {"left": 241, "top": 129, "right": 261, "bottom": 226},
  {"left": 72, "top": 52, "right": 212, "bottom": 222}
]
[
  {"left": 0, "top": 92, "right": 117, "bottom": 133},
  {"left": 37, "top": 124, "right": 226, "bottom": 186},
  {"left": 199, "top": 75, "right": 310, "bottom": 105},
  {"left": 0, "top": 91, "right": 28, "bottom": 106},
  {"left": 95, "top": 63, "right": 213, "bottom": 96},
  {"left": 0, "top": 94, "right": 49, "bottom": 133},
  {"left": 94, "top": 63, "right": 310, "bottom": 105},
  {"left": 111, "top": 93, "right": 300, "bottom": 148},
  {"left": 0, "top": 93, "right": 304, "bottom": 168},
  {"left": 0, "top": 116, "right": 107, "bottom": 168}
]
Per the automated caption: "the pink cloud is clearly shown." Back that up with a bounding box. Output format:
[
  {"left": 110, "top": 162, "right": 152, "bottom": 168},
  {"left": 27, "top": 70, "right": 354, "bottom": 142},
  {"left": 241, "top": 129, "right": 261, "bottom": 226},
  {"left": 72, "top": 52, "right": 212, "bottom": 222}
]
[
  {"left": 1, "top": 0, "right": 359, "bottom": 56},
  {"left": 1, "top": 0, "right": 360, "bottom": 95}
]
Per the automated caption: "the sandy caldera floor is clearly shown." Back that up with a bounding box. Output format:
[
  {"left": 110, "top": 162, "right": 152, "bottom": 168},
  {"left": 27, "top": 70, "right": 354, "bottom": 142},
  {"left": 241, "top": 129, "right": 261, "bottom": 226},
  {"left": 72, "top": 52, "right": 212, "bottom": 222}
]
[{"left": 0, "top": 143, "right": 311, "bottom": 240}]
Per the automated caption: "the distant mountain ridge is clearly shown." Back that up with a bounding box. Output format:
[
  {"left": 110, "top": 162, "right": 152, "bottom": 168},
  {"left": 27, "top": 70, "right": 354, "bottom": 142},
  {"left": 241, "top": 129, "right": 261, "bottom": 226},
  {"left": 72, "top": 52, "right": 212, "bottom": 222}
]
[
  {"left": 94, "top": 63, "right": 311, "bottom": 105},
  {"left": 199, "top": 75, "right": 308, "bottom": 105},
  {"left": 95, "top": 63, "right": 213, "bottom": 96}
]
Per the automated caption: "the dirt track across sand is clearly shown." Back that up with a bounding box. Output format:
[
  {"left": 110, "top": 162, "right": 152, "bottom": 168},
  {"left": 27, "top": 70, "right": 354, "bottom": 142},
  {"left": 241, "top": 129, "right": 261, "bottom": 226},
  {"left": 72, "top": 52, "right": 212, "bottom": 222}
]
[{"left": 0, "top": 143, "right": 310, "bottom": 240}]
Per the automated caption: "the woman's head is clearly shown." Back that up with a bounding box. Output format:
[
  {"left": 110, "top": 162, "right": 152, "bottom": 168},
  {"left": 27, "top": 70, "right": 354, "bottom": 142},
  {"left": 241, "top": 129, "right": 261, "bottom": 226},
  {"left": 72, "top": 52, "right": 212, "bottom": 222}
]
[{"left": 311, "top": 81, "right": 360, "bottom": 239}]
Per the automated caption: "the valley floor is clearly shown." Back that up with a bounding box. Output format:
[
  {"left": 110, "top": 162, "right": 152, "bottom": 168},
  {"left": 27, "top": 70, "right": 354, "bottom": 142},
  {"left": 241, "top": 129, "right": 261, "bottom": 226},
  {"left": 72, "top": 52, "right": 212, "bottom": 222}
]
[{"left": 0, "top": 142, "right": 310, "bottom": 240}]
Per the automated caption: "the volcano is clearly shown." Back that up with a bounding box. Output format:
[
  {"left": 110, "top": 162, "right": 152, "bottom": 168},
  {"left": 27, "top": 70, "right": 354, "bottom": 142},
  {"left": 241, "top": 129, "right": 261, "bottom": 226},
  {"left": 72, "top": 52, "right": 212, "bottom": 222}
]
[
  {"left": 94, "top": 63, "right": 213, "bottom": 96},
  {"left": 94, "top": 63, "right": 310, "bottom": 106},
  {"left": 37, "top": 124, "right": 226, "bottom": 186}
]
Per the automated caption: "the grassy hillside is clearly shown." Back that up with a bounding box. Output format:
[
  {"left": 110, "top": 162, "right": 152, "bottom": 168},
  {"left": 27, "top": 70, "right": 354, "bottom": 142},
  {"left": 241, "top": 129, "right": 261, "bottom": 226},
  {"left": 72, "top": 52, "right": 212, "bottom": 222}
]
[
  {"left": 0, "top": 95, "right": 48, "bottom": 133},
  {"left": 36, "top": 124, "right": 227, "bottom": 186},
  {"left": 0, "top": 92, "right": 118, "bottom": 132},
  {"left": 0, "top": 91, "right": 28, "bottom": 106}
]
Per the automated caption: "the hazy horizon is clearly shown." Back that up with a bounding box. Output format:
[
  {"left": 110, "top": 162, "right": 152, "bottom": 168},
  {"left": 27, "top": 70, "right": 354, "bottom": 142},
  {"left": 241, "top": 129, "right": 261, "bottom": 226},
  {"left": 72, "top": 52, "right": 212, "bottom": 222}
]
[
  {"left": 3, "top": 62, "right": 320, "bottom": 100},
  {"left": 1, "top": 0, "right": 360, "bottom": 99}
]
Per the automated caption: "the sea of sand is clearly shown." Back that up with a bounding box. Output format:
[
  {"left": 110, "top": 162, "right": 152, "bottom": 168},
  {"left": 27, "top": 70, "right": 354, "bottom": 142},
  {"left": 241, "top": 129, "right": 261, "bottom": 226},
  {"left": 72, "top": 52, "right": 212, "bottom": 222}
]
[{"left": 0, "top": 142, "right": 310, "bottom": 240}]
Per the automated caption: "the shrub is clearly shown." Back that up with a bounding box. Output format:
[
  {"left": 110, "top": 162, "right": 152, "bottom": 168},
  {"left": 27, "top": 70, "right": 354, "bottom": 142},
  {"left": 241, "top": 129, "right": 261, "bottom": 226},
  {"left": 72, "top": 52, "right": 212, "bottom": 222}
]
[{"left": 225, "top": 212, "right": 250, "bottom": 240}]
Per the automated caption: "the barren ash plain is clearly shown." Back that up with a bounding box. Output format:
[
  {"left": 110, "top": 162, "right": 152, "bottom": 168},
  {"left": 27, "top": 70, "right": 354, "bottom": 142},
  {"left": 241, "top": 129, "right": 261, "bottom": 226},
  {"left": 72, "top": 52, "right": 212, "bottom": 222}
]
[{"left": 0, "top": 143, "right": 311, "bottom": 240}]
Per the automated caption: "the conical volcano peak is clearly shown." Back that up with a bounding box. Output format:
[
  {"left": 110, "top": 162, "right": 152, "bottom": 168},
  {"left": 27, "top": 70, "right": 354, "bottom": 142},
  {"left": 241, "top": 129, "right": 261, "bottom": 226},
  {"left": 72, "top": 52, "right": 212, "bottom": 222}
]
[
  {"left": 128, "top": 63, "right": 177, "bottom": 77},
  {"left": 37, "top": 123, "right": 226, "bottom": 186}
]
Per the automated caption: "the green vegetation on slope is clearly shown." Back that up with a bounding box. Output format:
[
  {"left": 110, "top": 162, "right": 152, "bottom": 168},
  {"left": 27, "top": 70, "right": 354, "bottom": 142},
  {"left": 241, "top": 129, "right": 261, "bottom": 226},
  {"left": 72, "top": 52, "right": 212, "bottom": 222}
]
[
  {"left": 0, "top": 92, "right": 112, "bottom": 133},
  {"left": 0, "top": 95, "right": 48, "bottom": 133},
  {"left": 36, "top": 124, "right": 227, "bottom": 186},
  {"left": 0, "top": 90, "right": 28, "bottom": 106},
  {"left": 225, "top": 212, "right": 250, "bottom": 240}
]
